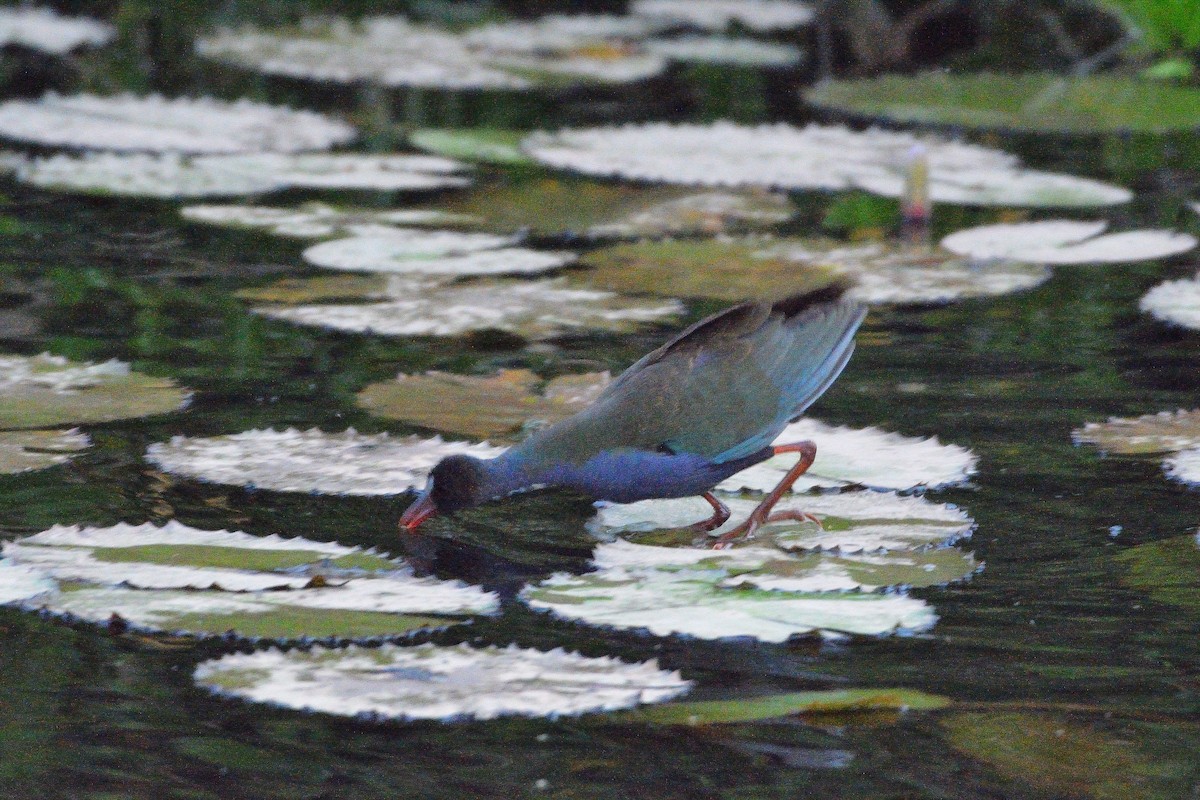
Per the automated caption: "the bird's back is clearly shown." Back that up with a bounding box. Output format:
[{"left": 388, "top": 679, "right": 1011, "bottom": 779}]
[{"left": 510, "top": 284, "right": 866, "bottom": 472}]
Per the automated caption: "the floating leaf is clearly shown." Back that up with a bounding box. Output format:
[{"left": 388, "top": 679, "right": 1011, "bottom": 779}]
[
  {"left": 1164, "top": 449, "right": 1200, "bottom": 487},
  {"left": 805, "top": 72, "right": 1200, "bottom": 135},
  {"left": 433, "top": 178, "right": 793, "bottom": 239},
  {"left": 941, "top": 221, "right": 1196, "bottom": 264},
  {"left": 357, "top": 369, "right": 611, "bottom": 441},
  {"left": 195, "top": 643, "right": 691, "bottom": 721},
  {"left": 0, "top": 429, "right": 90, "bottom": 474},
  {"left": 594, "top": 489, "right": 974, "bottom": 552},
  {"left": 409, "top": 129, "right": 535, "bottom": 166},
  {"left": 646, "top": 36, "right": 802, "bottom": 67},
  {"left": 4, "top": 521, "right": 498, "bottom": 641},
  {"left": 0, "top": 6, "right": 114, "bottom": 54},
  {"left": 631, "top": 0, "right": 816, "bottom": 32},
  {"left": 851, "top": 166, "right": 1132, "bottom": 208},
  {"left": 145, "top": 428, "right": 505, "bottom": 496},
  {"left": 1114, "top": 534, "right": 1200, "bottom": 613},
  {"left": 0, "top": 93, "right": 355, "bottom": 154},
  {"left": 180, "top": 202, "right": 480, "bottom": 239},
  {"left": 252, "top": 277, "right": 683, "bottom": 340},
  {"left": 942, "top": 712, "right": 1193, "bottom": 799},
  {"left": 1140, "top": 273, "right": 1200, "bottom": 330},
  {"left": 191, "top": 153, "right": 472, "bottom": 192},
  {"left": 522, "top": 539, "right": 938, "bottom": 642},
  {"left": 1072, "top": 409, "right": 1200, "bottom": 455},
  {"left": 0, "top": 561, "right": 54, "bottom": 605},
  {"left": 13, "top": 152, "right": 285, "bottom": 198},
  {"left": 0, "top": 353, "right": 190, "bottom": 430},
  {"left": 720, "top": 418, "right": 978, "bottom": 493},
  {"left": 302, "top": 232, "right": 574, "bottom": 277},
  {"left": 623, "top": 687, "right": 951, "bottom": 725},
  {"left": 235, "top": 273, "right": 417, "bottom": 305}
]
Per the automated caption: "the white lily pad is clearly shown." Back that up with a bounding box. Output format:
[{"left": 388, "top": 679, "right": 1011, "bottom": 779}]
[
  {"left": 0, "top": 353, "right": 190, "bottom": 430},
  {"left": 0, "top": 560, "right": 54, "bottom": 605},
  {"left": 180, "top": 203, "right": 480, "bottom": 239},
  {"left": 191, "top": 153, "right": 471, "bottom": 192},
  {"left": 522, "top": 539, "right": 937, "bottom": 641},
  {"left": 0, "top": 93, "right": 356, "bottom": 154},
  {"left": 718, "top": 418, "right": 978, "bottom": 493},
  {"left": 851, "top": 166, "right": 1132, "bottom": 208},
  {"left": 1140, "top": 273, "right": 1200, "bottom": 330},
  {"left": 0, "top": 429, "right": 90, "bottom": 474},
  {"left": 252, "top": 277, "right": 684, "bottom": 340},
  {"left": 0, "top": 7, "right": 114, "bottom": 54},
  {"left": 631, "top": 0, "right": 816, "bottom": 32},
  {"left": 593, "top": 489, "right": 973, "bottom": 552},
  {"left": 1164, "top": 449, "right": 1200, "bottom": 487},
  {"left": 941, "top": 221, "right": 1197, "bottom": 263},
  {"left": 145, "top": 428, "right": 505, "bottom": 496},
  {"left": 13, "top": 152, "right": 286, "bottom": 198},
  {"left": 356, "top": 369, "right": 611, "bottom": 441},
  {"left": 645, "top": 36, "right": 803, "bottom": 67},
  {"left": 1072, "top": 409, "right": 1200, "bottom": 455},
  {"left": 302, "top": 232, "right": 574, "bottom": 276},
  {"left": 195, "top": 642, "right": 691, "bottom": 721}
]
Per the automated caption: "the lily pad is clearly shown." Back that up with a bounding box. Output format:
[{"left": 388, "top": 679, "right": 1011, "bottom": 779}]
[
  {"left": 0, "top": 561, "right": 54, "bottom": 605},
  {"left": 623, "top": 687, "right": 951, "bottom": 725},
  {"left": 631, "top": 0, "right": 817, "bottom": 32},
  {"left": 4, "top": 521, "right": 498, "bottom": 641},
  {"left": 191, "top": 153, "right": 472, "bottom": 192},
  {"left": 0, "top": 429, "right": 90, "bottom": 474},
  {"left": 180, "top": 202, "right": 480, "bottom": 239},
  {"left": 251, "top": 276, "right": 684, "bottom": 340},
  {"left": 1163, "top": 449, "right": 1200, "bottom": 487},
  {"left": 433, "top": 178, "right": 794, "bottom": 239},
  {"left": 593, "top": 489, "right": 974, "bottom": 552},
  {"left": 721, "top": 418, "right": 978, "bottom": 493},
  {"left": 0, "top": 353, "right": 190, "bottom": 430},
  {"left": 409, "top": 129, "right": 535, "bottom": 167},
  {"left": 1072, "top": 409, "right": 1200, "bottom": 455},
  {"left": 805, "top": 72, "right": 1200, "bottom": 135},
  {"left": 194, "top": 643, "right": 691, "bottom": 721},
  {"left": 0, "top": 6, "right": 114, "bottom": 54},
  {"left": 1140, "top": 273, "right": 1200, "bottom": 330},
  {"left": 942, "top": 712, "right": 1193, "bottom": 799},
  {"left": 12, "top": 152, "right": 286, "bottom": 198},
  {"left": 0, "top": 93, "right": 356, "bottom": 154},
  {"left": 851, "top": 166, "right": 1132, "bottom": 208},
  {"left": 645, "top": 36, "right": 803, "bottom": 67},
  {"left": 1114, "top": 534, "right": 1200, "bottom": 613},
  {"left": 236, "top": 273, "right": 419, "bottom": 305},
  {"left": 356, "top": 369, "right": 611, "bottom": 441},
  {"left": 302, "top": 232, "right": 574, "bottom": 277},
  {"left": 522, "top": 539, "right": 938, "bottom": 642},
  {"left": 145, "top": 428, "right": 505, "bottom": 496},
  {"left": 942, "top": 221, "right": 1197, "bottom": 264}
]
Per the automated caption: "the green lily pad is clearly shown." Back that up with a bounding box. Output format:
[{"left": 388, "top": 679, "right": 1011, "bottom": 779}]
[
  {"left": 941, "top": 712, "right": 1195, "bottom": 799},
  {"left": 0, "top": 353, "right": 190, "bottom": 430},
  {"left": 356, "top": 368, "right": 611, "bottom": 441},
  {"left": 409, "top": 129, "right": 536, "bottom": 166},
  {"left": 432, "top": 177, "right": 793, "bottom": 239},
  {"left": 194, "top": 642, "right": 691, "bottom": 720},
  {"left": 1072, "top": 409, "right": 1200, "bottom": 455},
  {"left": 0, "top": 429, "right": 90, "bottom": 474},
  {"left": 623, "top": 688, "right": 951, "bottom": 726},
  {"left": 806, "top": 72, "right": 1200, "bottom": 135},
  {"left": 1114, "top": 534, "right": 1200, "bottom": 613}
]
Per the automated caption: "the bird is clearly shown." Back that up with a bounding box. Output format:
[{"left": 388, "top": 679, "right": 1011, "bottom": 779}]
[{"left": 399, "top": 282, "right": 866, "bottom": 547}]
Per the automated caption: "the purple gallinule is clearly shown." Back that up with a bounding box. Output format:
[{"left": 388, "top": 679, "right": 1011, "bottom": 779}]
[{"left": 400, "top": 283, "right": 866, "bottom": 547}]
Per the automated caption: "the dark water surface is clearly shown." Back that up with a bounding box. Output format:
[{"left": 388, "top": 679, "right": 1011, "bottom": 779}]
[{"left": 1, "top": 149, "right": 1200, "bottom": 798}]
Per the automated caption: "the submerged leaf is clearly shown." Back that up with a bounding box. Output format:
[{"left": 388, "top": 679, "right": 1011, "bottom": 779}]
[
  {"left": 194, "top": 643, "right": 691, "bottom": 720},
  {"left": 1073, "top": 409, "right": 1200, "bottom": 455},
  {"left": 0, "top": 93, "right": 355, "bottom": 154},
  {"left": 1114, "top": 534, "right": 1200, "bottom": 613},
  {"left": 0, "top": 353, "right": 189, "bottom": 430},
  {"left": 145, "top": 428, "right": 505, "bottom": 496},
  {"left": 357, "top": 369, "right": 611, "bottom": 441},
  {"left": 942, "top": 221, "right": 1196, "bottom": 264},
  {"left": 0, "top": 429, "right": 90, "bottom": 474},
  {"left": 624, "top": 688, "right": 951, "bottom": 725}
]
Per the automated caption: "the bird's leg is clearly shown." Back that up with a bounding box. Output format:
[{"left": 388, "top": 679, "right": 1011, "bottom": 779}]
[
  {"left": 710, "top": 441, "right": 818, "bottom": 549},
  {"left": 690, "top": 491, "right": 732, "bottom": 532}
]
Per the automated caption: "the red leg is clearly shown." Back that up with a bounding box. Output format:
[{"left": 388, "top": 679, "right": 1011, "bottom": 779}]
[
  {"left": 710, "top": 441, "right": 818, "bottom": 549},
  {"left": 691, "top": 491, "right": 731, "bottom": 532}
]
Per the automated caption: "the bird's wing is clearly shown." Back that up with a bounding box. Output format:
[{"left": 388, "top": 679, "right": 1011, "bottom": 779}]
[{"left": 569, "top": 283, "right": 866, "bottom": 463}]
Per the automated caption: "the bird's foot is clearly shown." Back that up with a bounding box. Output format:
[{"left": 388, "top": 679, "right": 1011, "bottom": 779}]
[
  {"left": 764, "top": 510, "right": 824, "bottom": 529},
  {"left": 707, "top": 515, "right": 763, "bottom": 550}
]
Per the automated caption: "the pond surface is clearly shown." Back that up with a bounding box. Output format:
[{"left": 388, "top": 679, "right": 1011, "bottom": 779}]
[{"left": 1, "top": 83, "right": 1199, "bottom": 800}]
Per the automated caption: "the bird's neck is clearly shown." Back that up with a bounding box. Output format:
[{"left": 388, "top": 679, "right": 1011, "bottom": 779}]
[{"left": 476, "top": 450, "right": 538, "bottom": 502}]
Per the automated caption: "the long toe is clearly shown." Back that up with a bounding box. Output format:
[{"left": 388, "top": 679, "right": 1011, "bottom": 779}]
[{"left": 765, "top": 510, "right": 824, "bottom": 529}]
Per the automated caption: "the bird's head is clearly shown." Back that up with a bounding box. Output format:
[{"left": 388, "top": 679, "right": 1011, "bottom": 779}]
[{"left": 399, "top": 454, "right": 490, "bottom": 531}]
